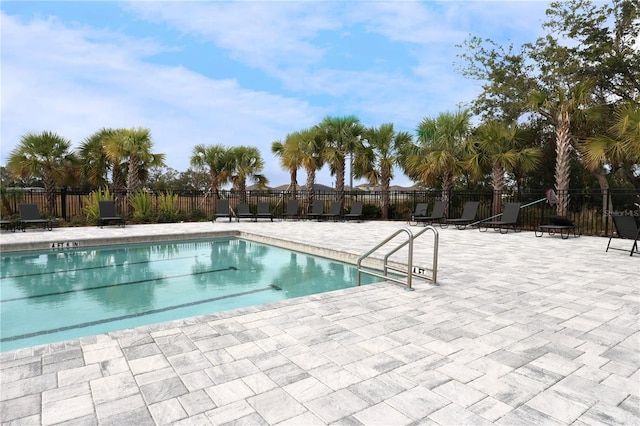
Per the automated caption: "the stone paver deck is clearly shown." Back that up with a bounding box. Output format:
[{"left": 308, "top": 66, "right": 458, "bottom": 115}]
[{"left": 0, "top": 220, "right": 638, "bottom": 425}]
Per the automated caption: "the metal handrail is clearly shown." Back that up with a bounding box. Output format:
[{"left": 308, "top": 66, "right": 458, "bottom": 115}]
[{"left": 357, "top": 226, "right": 439, "bottom": 290}]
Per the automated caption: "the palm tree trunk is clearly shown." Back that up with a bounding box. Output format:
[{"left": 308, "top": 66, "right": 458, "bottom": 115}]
[
  {"left": 43, "top": 169, "right": 56, "bottom": 216},
  {"left": 335, "top": 160, "right": 345, "bottom": 205},
  {"left": 492, "top": 163, "right": 505, "bottom": 216},
  {"left": 381, "top": 166, "right": 391, "bottom": 220},
  {"left": 290, "top": 170, "right": 297, "bottom": 201},
  {"left": 555, "top": 105, "right": 571, "bottom": 217},
  {"left": 441, "top": 171, "right": 453, "bottom": 214},
  {"left": 305, "top": 167, "right": 316, "bottom": 209},
  {"left": 593, "top": 168, "right": 611, "bottom": 236}
]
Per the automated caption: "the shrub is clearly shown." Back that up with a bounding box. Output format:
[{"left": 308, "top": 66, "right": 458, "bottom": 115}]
[
  {"left": 157, "top": 191, "right": 180, "bottom": 223},
  {"left": 129, "top": 191, "right": 154, "bottom": 221},
  {"left": 82, "top": 187, "right": 113, "bottom": 223}
]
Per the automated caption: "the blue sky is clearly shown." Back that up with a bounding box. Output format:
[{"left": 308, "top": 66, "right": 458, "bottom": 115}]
[{"left": 1, "top": 1, "right": 551, "bottom": 187}]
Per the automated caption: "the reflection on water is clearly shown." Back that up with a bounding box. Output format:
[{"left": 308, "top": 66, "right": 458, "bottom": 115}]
[{"left": 0, "top": 237, "right": 377, "bottom": 351}]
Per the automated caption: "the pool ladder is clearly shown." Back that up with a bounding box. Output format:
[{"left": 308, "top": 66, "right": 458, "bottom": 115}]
[{"left": 357, "top": 226, "right": 439, "bottom": 290}]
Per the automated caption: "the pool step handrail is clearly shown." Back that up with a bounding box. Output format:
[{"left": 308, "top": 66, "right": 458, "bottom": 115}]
[{"left": 357, "top": 226, "right": 439, "bottom": 290}]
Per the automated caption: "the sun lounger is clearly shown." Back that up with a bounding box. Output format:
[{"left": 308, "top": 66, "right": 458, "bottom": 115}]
[
  {"left": 213, "top": 199, "right": 232, "bottom": 222},
  {"left": 323, "top": 201, "right": 343, "bottom": 221},
  {"left": 98, "top": 200, "right": 125, "bottom": 228},
  {"left": 408, "top": 203, "right": 429, "bottom": 225},
  {"left": 478, "top": 202, "right": 521, "bottom": 234},
  {"left": 535, "top": 215, "right": 579, "bottom": 239},
  {"left": 18, "top": 203, "right": 52, "bottom": 231},
  {"left": 415, "top": 201, "right": 446, "bottom": 226},
  {"left": 236, "top": 203, "right": 256, "bottom": 222},
  {"left": 442, "top": 201, "right": 479, "bottom": 229},
  {"left": 283, "top": 199, "right": 299, "bottom": 220},
  {"left": 606, "top": 215, "right": 639, "bottom": 256},
  {"left": 0, "top": 216, "right": 15, "bottom": 232},
  {"left": 308, "top": 201, "right": 325, "bottom": 221},
  {"left": 256, "top": 202, "right": 273, "bottom": 221},
  {"left": 344, "top": 202, "right": 364, "bottom": 222}
]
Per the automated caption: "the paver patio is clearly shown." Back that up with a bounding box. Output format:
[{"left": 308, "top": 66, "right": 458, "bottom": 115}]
[{"left": 0, "top": 220, "right": 638, "bottom": 425}]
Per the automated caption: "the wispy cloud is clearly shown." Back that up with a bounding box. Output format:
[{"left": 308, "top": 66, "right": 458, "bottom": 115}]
[{"left": 1, "top": 2, "right": 551, "bottom": 187}]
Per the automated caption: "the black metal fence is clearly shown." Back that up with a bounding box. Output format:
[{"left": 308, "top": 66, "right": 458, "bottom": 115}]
[{"left": 2, "top": 187, "right": 638, "bottom": 237}]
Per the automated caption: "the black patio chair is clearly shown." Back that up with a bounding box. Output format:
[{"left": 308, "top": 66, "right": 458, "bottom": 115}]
[
  {"left": 408, "top": 203, "right": 429, "bottom": 225},
  {"left": 18, "top": 204, "right": 52, "bottom": 231},
  {"left": 478, "top": 202, "right": 521, "bottom": 234},
  {"left": 256, "top": 202, "right": 273, "bottom": 222},
  {"left": 442, "top": 201, "right": 479, "bottom": 230},
  {"left": 606, "top": 215, "right": 639, "bottom": 256},
  {"left": 344, "top": 202, "right": 364, "bottom": 222},
  {"left": 213, "top": 199, "right": 232, "bottom": 222},
  {"left": 323, "top": 201, "right": 343, "bottom": 222},
  {"left": 308, "top": 201, "right": 325, "bottom": 221},
  {"left": 98, "top": 200, "right": 125, "bottom": 228},
  {"left": 535, "top": 215, "right": 579, "bottom": 239},
  {"left": 0, "top": 216, "right": 15, "bottom": 232},
  {"left": 282, "top": 199, "right": 299, "bottom": 220},
  {"left": 415, "top": 201, "right": 446, "bottom": 226},
  {"left": 236, "top": 203, "right": 255, "bottom": 222}
]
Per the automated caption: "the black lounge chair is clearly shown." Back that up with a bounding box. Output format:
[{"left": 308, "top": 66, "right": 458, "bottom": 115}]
[
  {"left": 606, "top": 215, "right": 639, "bottom": 256},
  {"left": 18, "top": 203, "right": 52, "bottom": 231},
  {"left": 415, "top": 201, "right": 446, "bottom": 226},
  {"left": 323, "top": 201, "right": 342, "bottom": 221},
  {"left": 409, "top": 203, "right": 429, "bottom": 225},
  {"left": 442, "top": 201, "right": 479, "bottom": 229},
  {"left": 478, "top": 202, "right": 521, "bottom": 234},
  {"left": 213, "top": 199, "right": 232, "bottom": 222},
  {"left": 256, "top": 202, "right": 273, "bottom": 221},
  {"left": 0, "top": 216, "right": 15, "bottom": 232},
  {"left": 308, "top": 201, "right": 325, "bottom": 221},
  {"left": 98, "top": 200, "right": 125, "bottom": 228},
  {"left": 344, "top": 202, "right": 364, "bottom": 222},
  {"left": 535, "top": 215, "right": 579, "bottom": 239},
  {"left": 236, "top": 203, "right": 255, "bottom": 222},
  {"left": 283, "top": 199, "right": 299, "bottom": 220}
]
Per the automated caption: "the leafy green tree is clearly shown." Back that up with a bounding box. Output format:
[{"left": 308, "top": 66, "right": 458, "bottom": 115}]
[
  {"left": 316, "top": 115, "right": 364, "bottom": 205},
  {"left": 467, "top": 121, "right": 542, "bottom": 214},
  {"left": 229, "top": 146, "right": 268, "bottom": 203},
  {"left": 355, "top": 123, "right": 412, "bottom": 219},
  {"left": 7, "top": 131, "right": 78, "bottom": 215},
  {"left": 404, "top": 110, "right": 473, "bottom": 208},
  {"left": 190, "top": 144, "right": 233, "bottom": 200}
]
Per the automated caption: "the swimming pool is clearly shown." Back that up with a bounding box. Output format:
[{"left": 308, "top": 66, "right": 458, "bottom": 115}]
[{"left": 0, "top": 237, "right": 378, "bottom": 352}]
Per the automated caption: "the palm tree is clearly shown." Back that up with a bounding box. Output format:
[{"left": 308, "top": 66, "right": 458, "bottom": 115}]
[
  {"left": 580, "top": 101, "right": 640, "bottom": 224},
  {"left": 298, "top": 127, "right": 325, "bottom": 208},
  {"left": 7, "top": 131, "right": 78, "bottom": 215},
  {"left": 105, "top": 127, "right": 165, "bottom": 195},
  {"left": 316, "top": 115, "right": 364, "bottom": 205},
  {"left": 78, "top": 128, "right": 118, "bottom": 188},
  {"left": 190, "top": 144, "right": 234, "bottom": 200},
  {"left": 271, "top": 132, "right": 304, "bottom": 200},
  {"left": 529, "top": 81, "right": 594, "bottom": 215},
  {"left": 404, "top": 110, "right": 473, "bottom": 209},
  {"left": 355, "top": 123, "right": 413, "bottom": 219},
  {"left": 467, "top": 121, "right": 542, "bottom": 214},
  {"left": 229, "top": 146, "right": 268, "bottom": 203}
]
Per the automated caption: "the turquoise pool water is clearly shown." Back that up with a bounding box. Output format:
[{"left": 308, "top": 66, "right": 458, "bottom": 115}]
[{"left": 0, "top": 237, "right": 378, "bottom": 352}]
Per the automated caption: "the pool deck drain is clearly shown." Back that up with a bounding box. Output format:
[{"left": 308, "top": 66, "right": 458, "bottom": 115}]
[{"left": 0, "top": 220, "right": 638, "bottom": 425}]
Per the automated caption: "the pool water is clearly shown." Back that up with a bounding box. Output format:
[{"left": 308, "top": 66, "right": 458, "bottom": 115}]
[{"left": 0, "top": 237, "right": 378, "bottom": 352}]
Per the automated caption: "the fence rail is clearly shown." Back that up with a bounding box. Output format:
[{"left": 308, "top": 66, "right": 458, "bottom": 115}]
[{"left": 1, "top": 188, "right": 638, "bottom": 237}]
